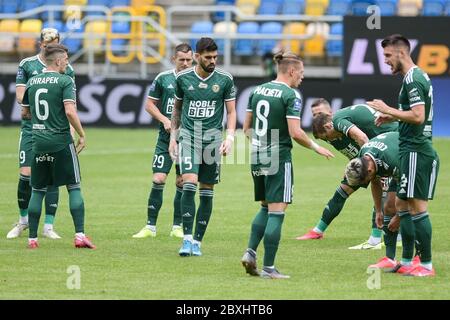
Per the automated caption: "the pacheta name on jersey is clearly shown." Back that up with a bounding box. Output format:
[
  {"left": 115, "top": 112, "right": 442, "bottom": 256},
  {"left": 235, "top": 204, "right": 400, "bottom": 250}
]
[{"left": 254, "top": 86, "right": 282, "bottom": 98}]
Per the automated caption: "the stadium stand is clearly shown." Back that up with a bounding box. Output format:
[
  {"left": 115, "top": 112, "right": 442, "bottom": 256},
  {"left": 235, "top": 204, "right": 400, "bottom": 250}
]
[
  {"left": 84, "top": 20, "right": 107, "bottom": 54},
  {"left": 0, "top": 19, "right": 20, "bottom": 52},
  {"left": 398, "top": 0, "right": 422, "bottom": 15},
  {"left": 189, "top": 21, "right": 214, "bottom": 50},
  {"left": 376, "top": 0, "right": 398, "bottom": 16},
  {"left": 422, "top": 0, "right": 445, "bottom": 15},
  {"left": 282, "top": 22, "right": 306, "bottom": 56},
  {"left": 327, "top": 0, "right": 350, "bottom": 15},
  {"left": 257, "top": 21, "right": 283, "bottom": 55},
  {"left": 326, "top": 22, "right": 343, "bottom": 57},
  {"left": 214, "top": 21, "right": 237, "bottom": 55},
  {"left": 305, "top": 0, "right": 329, "bottom": 15},
  {"left": 281, "top": 0, "right": 305, "bottom": 15},
  {"left": 236, "top": 0, "right": 260, "bottom": 16},
  {"left": 18, "top": 19, "right": 42, "bottom": 54},
  {"left": 234, "top": 21, "right": 259, "bottom": 56}
]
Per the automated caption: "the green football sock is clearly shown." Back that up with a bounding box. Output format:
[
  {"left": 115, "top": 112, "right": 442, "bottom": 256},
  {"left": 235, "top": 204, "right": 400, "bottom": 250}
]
[
  {"left": 399, "top": 210, "right": 415, "bottom": 265},
  {"left": 28, "top": 189, "right": 45, "bottom": 238},
  {"left": 383, "top": 215, "right": 398, "bottom": 260},
  {"left": 413, "top": 212, "right": 432, "bottom": 264},
  {"left": 181, "top": 183, "right": 197, "bottom": 235},
  {"left": 370, "top": 208, "right": 382, "bottom": 237},
  {"left": 44, "top": 185, "right": 59, "bottom": 225},
  {"left": 247, "top": 205, "right": 268, "bottom": 251},
  {"left": 147, "top": 182, "right": 165, "bottom": 226},
  {"left": 315, "top": 186, "right": 348, "bottom": 232},
  {"left": 173, "top": 186, "right": 183, "bottom": 226},
  {"left": 194, "top": 189, "right": 214, "bottom": 242},
  {"left": 263, "top": 212, "right": 285, "bottom": 267},
  {"left": 68, "top": 187, "right": 85, "bottom": 233},
  {"left": 17, "top": 174, "right": 31, "bottom": 217}
]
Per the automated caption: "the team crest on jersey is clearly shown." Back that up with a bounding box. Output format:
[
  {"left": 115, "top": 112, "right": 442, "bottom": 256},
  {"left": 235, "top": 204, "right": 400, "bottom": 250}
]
[
  {"left": 212, "top": 84, "right": 220, "bottom": 93},
  {"left": 198, "top": 82, "right": 208, "bottom": 89}
]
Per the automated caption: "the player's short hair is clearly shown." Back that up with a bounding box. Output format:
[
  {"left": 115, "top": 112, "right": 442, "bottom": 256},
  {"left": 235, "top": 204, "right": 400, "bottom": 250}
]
[
  {"left": 196, "top": 37, "right": 218, "bottom": 54},
  {"left": 345, "top": 157, "right": 369, "bottom": 186},
  {"left": 381, "top": 34, "right": 410, "bottom": 52},
  {"left": 273, "top": 51, "right": 302, "bottom": 73},
  {"left": 175, "top": 43, "right": 192, "bottom": 54},
  {"left": 44, "top": 43, "right": 68, "bottom": 64},
  {"left": 40, "top": 28, "right": 60, "bottom": 43},
  {"left": 311, "top": 98, "right": 330, "bottom": 109},
  {"left": 312, "top": 113, "right": 332, "bottom": 138}
]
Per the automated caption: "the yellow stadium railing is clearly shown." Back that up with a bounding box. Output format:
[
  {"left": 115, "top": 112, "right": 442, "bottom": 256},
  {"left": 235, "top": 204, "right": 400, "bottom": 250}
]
[
  {"left": 135, "top": 5, "right": 166, "bottom": 64},
  {"left": 106, "top": 6, "right": 137, "bottom": 64}
]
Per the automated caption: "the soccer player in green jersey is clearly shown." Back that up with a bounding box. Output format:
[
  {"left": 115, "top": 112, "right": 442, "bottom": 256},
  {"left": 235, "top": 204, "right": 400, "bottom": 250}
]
[
  {"left": 345, "top": 132, "right": 422, "bottom": 272},
  {"left": 368, "top": 34, "right": 439, "bottom": 277},
  {"left": 168, "top": 37, "right": 236, "bottom": 257},
  {"left": 133, "top": 43, "right": 193, "bottom": 239},
  {"left": 21, "top": 44, "right": 95, "bottom": 249},
  {"left": 296, "top": 102, "right": 399, "bottom": 250},
  {"left": 241, "top": 52, "right": 334, "bottom": 279},
  {"left": 8, "top": 28, "right": 76, "bottom": 240}
]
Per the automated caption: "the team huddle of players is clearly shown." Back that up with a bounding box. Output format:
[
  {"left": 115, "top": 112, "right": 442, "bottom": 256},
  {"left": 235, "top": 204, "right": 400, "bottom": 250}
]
[{"left": 9, "top": 29, "right": 439, "bottom": 279}]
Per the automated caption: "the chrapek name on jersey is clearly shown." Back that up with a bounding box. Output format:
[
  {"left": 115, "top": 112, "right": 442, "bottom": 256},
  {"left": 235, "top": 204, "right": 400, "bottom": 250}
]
[
  {"left": 22, "top": 71, "right": 76, "bottom": 154},
  {"left": 16, "top": 54, "right": 75, "bottom": 132}
]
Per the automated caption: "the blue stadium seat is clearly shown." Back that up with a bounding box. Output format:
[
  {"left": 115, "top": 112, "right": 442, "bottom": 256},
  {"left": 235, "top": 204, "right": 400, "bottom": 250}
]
[
  {"left": 445, "top": 1, "right": 450, "bottom": 15},
  {"left": 1, "top": 0, "right": 20, "bottom": 14},
  {"left": 190, "top": 21, "right": 214, "bottom": 51},
  {"left": 257, "top": 22, "right": 283, "bottom": 55},
  {"left": 281, "top": 0, "right": 305, "bottom": 14},
  {"left": 327, "top": 0, "right": 350, "bottom": 15},
  {"left": 351, "top": 0, "right": 376, "bottom": 15},
  {"left": 234, "top": 22, "right": 259, "bottom": 56},
  {"left": 326, "top": 22, "right": 343, "bottom": 57},
  {"left": 86, "top": 0, "right": 111, "bottom": 16},
  {"left": 422, "top": 0, "right": 445, "bottom": 15},
  {"left": 213, "top": 0, "right": 236, "bottom": 22},
  {"left": 62, "top": 23, "right": 85, "bottom": 53},
  {"left": 21, "top": 0, "right": 43, "bottom": 19},
  {"left": 376, "top": 0, "right": 397, "bottom": 16},
  {"left": 110, "top": 0, "right": 129, "bottom": 6},
  {"left": 110, "top": 12, "right": 131, "bottom": 55},
  {"left": 41, "top": 0, "right": 64, "bottom": 20},
  {"left": 258, "top": 2, "right": 281, "bottom": 14},
  {"left": 43, "top": 20, "right": 64, "bottom": 32}
]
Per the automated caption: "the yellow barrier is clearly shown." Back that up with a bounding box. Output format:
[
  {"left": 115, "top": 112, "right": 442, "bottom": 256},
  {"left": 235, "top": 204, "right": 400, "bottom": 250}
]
[
  {"left": 135, "top": 5, "right": 166, "bottom": 64},
  {"left": 106, "top": 7, "right": 137, "bottom": 64}
]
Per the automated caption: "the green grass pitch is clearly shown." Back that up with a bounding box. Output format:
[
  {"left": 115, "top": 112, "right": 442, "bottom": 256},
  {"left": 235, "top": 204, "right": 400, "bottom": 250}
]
[{"left": 0, "top": 126, "right": 449, "bottom": 299}]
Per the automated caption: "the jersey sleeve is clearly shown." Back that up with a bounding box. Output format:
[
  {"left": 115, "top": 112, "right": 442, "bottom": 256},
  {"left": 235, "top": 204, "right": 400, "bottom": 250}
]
[
  {"left": 405, "top": 78, "right": 426, "bottom": 108},
  {"left": 148, "top": 76, "right": 163, "bottom": 100},
  {"left": 174, "top": 76, "right": 184, "bottom": 100},
  {"left": 22, "top": 87, "right": 30, "bottom": 107},
  {"left": 285, "top": 90, "right": 301, "bottom": 119},
  {"left": 246, "top": 91, "right": 254, "bottom": 112},
  {"left": 16, "top": 64, "right": 27, "bottom": 86},
  {"left": 62, "top": 76, "right": 77, "bottom": 103},
  {"left": 224, "top": 77, "right": 236, "bottom": 101},
  {"left": 332, "top": 113, "right": 355, "bottom": 136}
]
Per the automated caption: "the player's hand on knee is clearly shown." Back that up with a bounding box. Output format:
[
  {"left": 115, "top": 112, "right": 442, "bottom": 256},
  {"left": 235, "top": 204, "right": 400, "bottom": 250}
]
[{"left": 388, "top": 214, "right": 400, "bottom": 232}]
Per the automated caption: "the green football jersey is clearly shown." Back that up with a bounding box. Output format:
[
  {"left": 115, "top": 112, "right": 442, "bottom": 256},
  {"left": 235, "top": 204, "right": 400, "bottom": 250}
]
[
  {"left": 398, "top": 66, "right": 434, "bottom": 156},
  {"left": 247, "top": 80, "right": 302, "bottom": 163},
  {"left": 16, "top": 54, "right": 75, "bottom": 131},
  {"left": 22, "top": 71, "right": 76, "bottom": 153},
  {"left": 175, "top": 67, "right": 236, "bottom": 146},
  {"left": 328, "top": 104, "right": 398, "bottom": 160},
  {"left": 148, "top": 69, "right": 176, "bottom": 142},
  {"left": 359, "top": 131, "right": 399, "bottom": 179}
]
